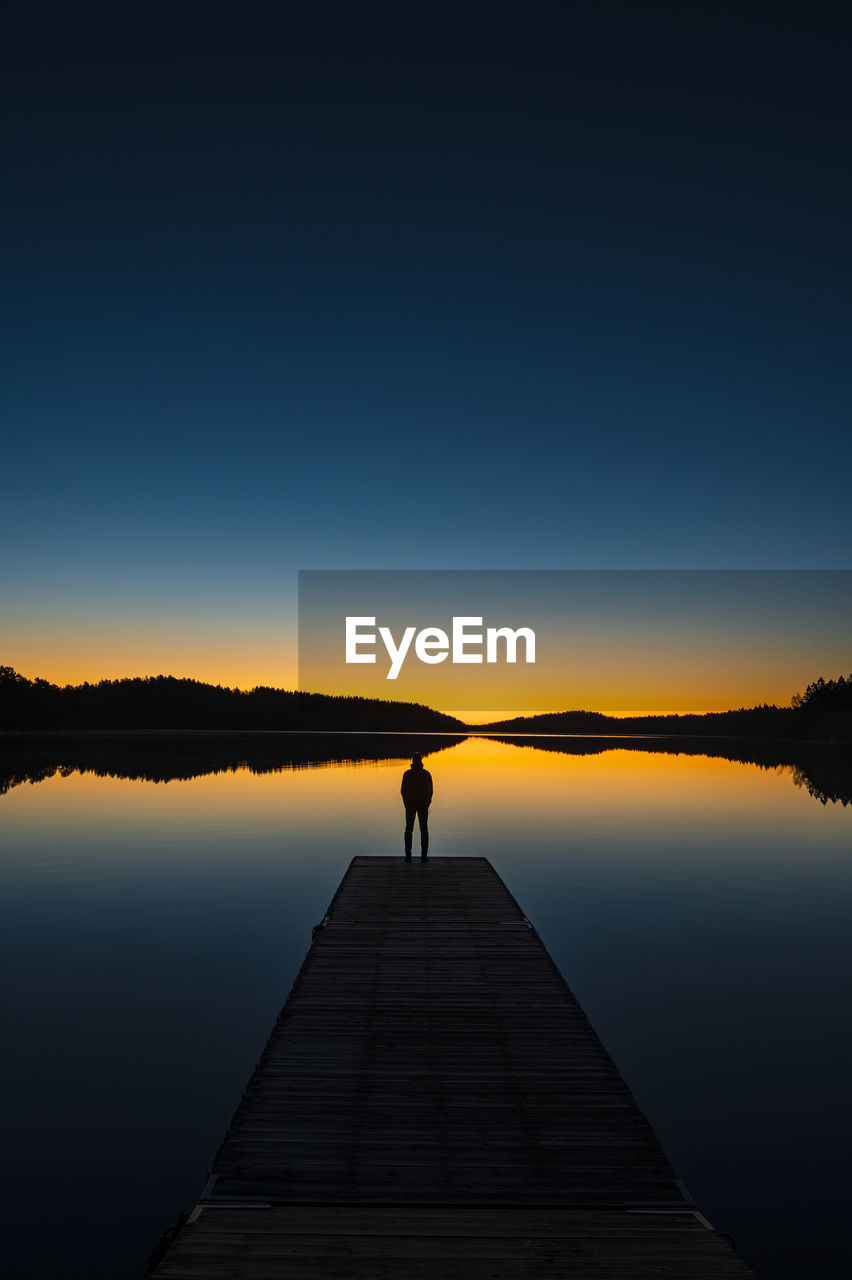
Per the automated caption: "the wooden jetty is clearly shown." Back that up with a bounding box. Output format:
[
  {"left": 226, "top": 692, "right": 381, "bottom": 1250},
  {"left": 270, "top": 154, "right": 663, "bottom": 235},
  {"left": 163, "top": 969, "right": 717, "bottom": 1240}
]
[{"left": 150, "top": 856, "right": 754, "bottom": 1277}]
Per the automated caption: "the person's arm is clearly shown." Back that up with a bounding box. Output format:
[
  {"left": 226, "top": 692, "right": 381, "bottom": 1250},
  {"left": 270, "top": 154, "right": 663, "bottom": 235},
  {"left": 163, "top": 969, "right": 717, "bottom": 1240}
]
[{"left": 425, "top": 772, "right": 433, "bottom": 804}]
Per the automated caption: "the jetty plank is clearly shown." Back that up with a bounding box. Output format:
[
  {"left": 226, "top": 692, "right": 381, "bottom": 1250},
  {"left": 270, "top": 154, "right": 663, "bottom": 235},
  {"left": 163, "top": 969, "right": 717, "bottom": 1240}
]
[{"left": 150, "top": 857, "right": 754, "bottom": 1277}]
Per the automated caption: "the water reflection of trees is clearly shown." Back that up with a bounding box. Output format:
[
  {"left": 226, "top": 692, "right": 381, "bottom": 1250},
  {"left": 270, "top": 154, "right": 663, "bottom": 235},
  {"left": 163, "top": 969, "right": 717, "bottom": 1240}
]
[
  {"left": 0, "top": 731, "right": 849, "bottom": 806},
  {"left": 483, "top": 735, "right": 852, "bottom": 806},
  {"left": 0, "top": 733, "right": 465, "bottom": 795}
]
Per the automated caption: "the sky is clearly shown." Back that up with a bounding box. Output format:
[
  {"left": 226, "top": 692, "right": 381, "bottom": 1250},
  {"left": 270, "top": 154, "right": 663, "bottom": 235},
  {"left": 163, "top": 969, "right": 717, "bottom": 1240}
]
[{"left": 3, "top": 4, "right": 851, "bottom": 702}]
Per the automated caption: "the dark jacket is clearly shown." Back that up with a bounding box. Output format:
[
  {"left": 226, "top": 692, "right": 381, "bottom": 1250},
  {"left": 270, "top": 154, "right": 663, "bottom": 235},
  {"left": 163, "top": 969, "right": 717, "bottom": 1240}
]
[{"left": 401, "top": 763, "right": 433, "bottom": 808}]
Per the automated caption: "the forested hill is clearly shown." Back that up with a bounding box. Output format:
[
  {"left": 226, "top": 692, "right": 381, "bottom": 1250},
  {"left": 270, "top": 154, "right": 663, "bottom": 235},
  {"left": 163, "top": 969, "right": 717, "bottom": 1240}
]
[
  {"left": 0, "top": 668, "right": 465, "bottom": 732},
  {"left": 2, "top": 668, "right": 850, "bottom": 740},
  {"left": 476, "top": 676, "right": 852, "bottom": 742}
]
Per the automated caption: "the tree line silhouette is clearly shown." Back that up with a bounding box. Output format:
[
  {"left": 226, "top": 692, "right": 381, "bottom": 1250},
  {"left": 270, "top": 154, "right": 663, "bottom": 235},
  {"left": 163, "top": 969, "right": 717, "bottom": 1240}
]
[
  {"left": 0, "top": 668, "right": 464, "bottom": 732},
  {"left": 1, "top": 667, "right": 849, "bottom": 740}
]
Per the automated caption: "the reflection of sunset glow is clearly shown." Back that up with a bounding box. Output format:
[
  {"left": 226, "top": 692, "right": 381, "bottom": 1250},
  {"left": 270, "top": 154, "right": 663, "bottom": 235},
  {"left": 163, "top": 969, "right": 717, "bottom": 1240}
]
[
  {"left": 428, "top": 736, "right": 793, "bottom": 817},
  {"left": 3, "top": 736, "right": 820, "bottom": 867}
]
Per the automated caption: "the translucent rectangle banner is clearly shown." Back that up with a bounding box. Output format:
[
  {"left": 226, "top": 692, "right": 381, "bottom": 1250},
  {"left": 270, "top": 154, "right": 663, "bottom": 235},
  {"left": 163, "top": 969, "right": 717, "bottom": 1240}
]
[{"left": 298, "top": 570, "right": 851, "bottom": 724}]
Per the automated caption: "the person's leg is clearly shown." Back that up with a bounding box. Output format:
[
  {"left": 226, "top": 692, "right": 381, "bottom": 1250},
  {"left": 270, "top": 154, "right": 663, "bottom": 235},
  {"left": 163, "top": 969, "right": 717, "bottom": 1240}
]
[
  {"left": 418, "top": 805, "right": 429, "bottom": 858},
  {"left": 404, "top": 806, "right": 415, "bottom": 859}
]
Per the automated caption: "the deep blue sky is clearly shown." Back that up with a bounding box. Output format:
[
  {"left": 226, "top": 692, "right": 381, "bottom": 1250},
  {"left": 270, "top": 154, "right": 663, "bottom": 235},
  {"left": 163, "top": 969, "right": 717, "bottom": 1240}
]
[{"left": 4, "top": 4, "right": 851, "bottom": 683}]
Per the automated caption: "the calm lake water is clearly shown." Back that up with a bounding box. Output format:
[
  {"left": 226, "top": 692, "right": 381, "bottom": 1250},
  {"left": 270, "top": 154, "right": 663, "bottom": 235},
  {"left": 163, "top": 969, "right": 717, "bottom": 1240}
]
[{"left": 1, "top": 733, "right": 850, "bottom": 1278}]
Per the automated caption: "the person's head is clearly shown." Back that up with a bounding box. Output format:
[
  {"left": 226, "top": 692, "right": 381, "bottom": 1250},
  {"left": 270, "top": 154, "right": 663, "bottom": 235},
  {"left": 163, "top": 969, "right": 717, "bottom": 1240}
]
[{"left": 411, "top": 752, "right": 423, "bottom": 768}]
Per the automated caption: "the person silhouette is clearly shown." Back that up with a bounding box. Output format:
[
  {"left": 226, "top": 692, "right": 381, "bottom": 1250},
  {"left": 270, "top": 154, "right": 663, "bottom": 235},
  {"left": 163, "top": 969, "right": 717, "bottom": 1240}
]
[{"left": 401, "top": 752, "right": 433, "bottom": 861}]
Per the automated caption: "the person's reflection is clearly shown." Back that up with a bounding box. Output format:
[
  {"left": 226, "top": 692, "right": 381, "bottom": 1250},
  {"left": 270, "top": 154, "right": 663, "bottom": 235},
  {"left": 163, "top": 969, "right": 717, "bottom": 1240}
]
[{"left": 401, "top": 752, "right": 433, "bottom": 861}]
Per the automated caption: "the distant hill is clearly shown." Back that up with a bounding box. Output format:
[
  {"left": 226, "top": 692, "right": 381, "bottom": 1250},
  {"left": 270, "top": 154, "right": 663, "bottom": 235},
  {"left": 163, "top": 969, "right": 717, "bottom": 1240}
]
[
  {"left": 0, "top": 668, "right": 465, "bottom": 732},
  {"left": 477, "top": 706, "right": 795, "bottom": 735},
  {"left": 476, "top": 676, "right": 852, "bottom": 742}
]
